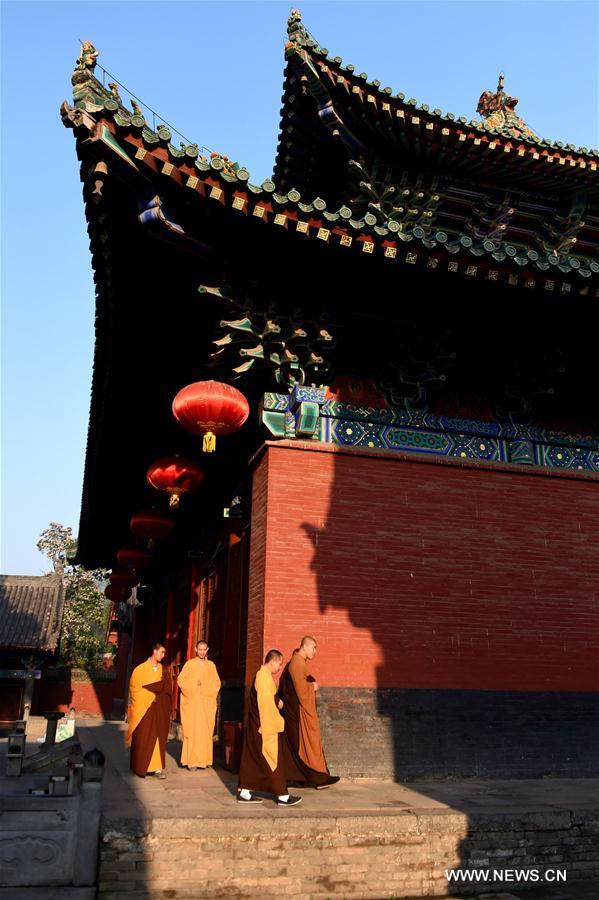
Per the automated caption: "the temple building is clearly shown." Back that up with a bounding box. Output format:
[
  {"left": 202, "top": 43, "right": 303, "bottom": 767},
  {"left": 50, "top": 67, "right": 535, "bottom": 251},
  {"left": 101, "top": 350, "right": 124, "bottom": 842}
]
[{"left": 63, "top": 13, "right": 599, "bottom": 778}]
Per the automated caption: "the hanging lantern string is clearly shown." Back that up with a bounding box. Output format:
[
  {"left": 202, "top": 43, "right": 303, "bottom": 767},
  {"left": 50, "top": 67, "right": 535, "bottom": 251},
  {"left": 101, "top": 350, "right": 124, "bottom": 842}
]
[{"left": 77, "top": 38, "right": 213, "bottom": 157}]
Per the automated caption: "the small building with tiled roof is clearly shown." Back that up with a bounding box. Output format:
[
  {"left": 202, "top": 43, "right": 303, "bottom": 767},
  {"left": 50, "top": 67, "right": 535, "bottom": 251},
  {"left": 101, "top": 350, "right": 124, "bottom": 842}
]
[
  {"left": 0, "top": 574, "right": 64, "bottom": 656},
  {"left": 62, "top": 14, "right": 599, "bottom": 778},
  {"left": 0, "top": 574, "right": 65, "bottom": 723}
]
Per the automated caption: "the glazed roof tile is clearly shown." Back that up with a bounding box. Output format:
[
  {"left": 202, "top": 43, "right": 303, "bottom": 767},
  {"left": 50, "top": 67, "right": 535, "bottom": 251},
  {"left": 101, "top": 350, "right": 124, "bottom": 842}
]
[
  {"left": 62, "top": 32, "right": 598, "bottom": 288},
  {"left": 0, "top": 575, "right": 65, "bottom": 651},
  {"left": 284, "top": 13, "right": 597, "bottom": 157},
  {"left": 62, "top": 98, "right": 599, "bottom": 284}
]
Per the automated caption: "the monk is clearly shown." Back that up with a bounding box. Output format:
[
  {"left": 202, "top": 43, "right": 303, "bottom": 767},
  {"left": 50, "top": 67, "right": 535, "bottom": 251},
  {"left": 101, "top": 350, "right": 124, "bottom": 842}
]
[
  {"left": 279, "top": 636, "right": 339, "bottom": 789},
  {"left": 237, "top": 649, "right": 301, "bottom": 806},
  {"left": 177, "top": 640, "right": 221, "bottom": 770},
  {"left": 126, "top": 642, "right": 172, "bottom": 778}
]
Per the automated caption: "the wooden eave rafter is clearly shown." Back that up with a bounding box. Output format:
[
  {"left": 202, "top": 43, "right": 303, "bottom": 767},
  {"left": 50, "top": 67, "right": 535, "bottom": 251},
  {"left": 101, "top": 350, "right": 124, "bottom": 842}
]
[
  {"left": 63, "top": 102, "right": 599, "bottom": 298},
  {"left": 274, "top": 38, "right": 599, "bottom": 201}
]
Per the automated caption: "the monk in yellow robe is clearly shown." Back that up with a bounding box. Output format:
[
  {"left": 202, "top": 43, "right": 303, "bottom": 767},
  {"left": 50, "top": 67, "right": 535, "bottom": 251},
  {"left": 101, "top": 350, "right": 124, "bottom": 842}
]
[
  {"left": 237, "top": 649, "right": 301, "bottom": 806},
  {"left": 126, "top": 642, "right": 172, "bottom": 778},
  {"left": 177, "top": 640, "right": 221, "bottom": 770},
  {"left": 279, "top": 636, "right": 339, "bottom": 789}
]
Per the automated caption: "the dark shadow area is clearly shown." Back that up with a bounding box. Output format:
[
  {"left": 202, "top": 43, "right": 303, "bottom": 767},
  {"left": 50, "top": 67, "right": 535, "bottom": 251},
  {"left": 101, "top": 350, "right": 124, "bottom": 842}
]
[
  {"left": 304, "top": 443, "right": 599, "bottom": 782},
  {"left": 209, "top": 735, "right": 241, "bottom": 798}
]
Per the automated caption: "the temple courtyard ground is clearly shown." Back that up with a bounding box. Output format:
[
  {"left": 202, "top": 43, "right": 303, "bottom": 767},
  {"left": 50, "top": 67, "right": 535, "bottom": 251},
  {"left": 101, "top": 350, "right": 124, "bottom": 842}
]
[
  {"left": 2, "top": 718, "right": 598, "bottom": 899},
  {"left": 82, "top": 719, "right": 598, "bottom": 899}
]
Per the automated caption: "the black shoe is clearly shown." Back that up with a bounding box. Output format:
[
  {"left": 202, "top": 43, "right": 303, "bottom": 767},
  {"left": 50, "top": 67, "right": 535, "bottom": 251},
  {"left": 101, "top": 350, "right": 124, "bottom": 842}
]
[
  {"left": 316, "top": 775, "right": 340, "bottom": 790},
  {"left": 237, "top": 792, "right": 263, "bottom": 803},
  {"left": 277, "top": 794, "right": 302, "bottom": 806}
]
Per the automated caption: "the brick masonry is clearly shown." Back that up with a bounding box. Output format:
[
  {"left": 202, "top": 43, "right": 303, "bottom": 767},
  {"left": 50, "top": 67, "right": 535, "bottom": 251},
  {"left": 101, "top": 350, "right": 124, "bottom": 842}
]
[
  {"left": 245, "top": 442, "right": 599, "bottom": 777},
  {"left": 317, "top": 687, "right": 599, "bottom": 779},
  {"left": 97, "top": 809, "right": 599, "bottom": 898},
  {"left": 34, "top": 669, "right": 117, "bottom": 718}
]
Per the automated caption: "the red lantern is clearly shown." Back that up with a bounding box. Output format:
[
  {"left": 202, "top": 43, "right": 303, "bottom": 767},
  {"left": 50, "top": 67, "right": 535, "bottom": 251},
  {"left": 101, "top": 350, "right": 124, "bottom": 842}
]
[
  {"left": 146, "top": 456, "right": 205, "bottom": 508},
  {"left": 172, "top": 380, "right": 249, "bottom": 452},
  {"left": 130, "top": 510, "right": 175, "bottom": 549},
  {"left": 105, "top": 583, "right": 132, "bottom": 602},
  {"left": 109, "top": 568, "right": 139, "bottom": 589},
  {"left": 116, "top": 545, "right": 153, "bottom": 571}
]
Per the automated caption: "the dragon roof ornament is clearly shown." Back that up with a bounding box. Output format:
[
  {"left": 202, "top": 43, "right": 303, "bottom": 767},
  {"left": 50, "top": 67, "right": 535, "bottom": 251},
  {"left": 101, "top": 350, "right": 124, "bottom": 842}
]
[
  {"left": 476, "top": 74, "right": 537, "bottom": 140},
  {"left": 287, "top": 8, "right": 310, "bottom": 49}
]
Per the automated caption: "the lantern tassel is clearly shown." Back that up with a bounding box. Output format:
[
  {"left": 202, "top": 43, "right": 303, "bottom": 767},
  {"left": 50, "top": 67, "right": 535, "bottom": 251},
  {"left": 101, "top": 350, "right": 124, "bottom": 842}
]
[
  {"left": 203, "top": 430, "right": 216, "bottom": 452},
  {"left": 169, "top": 494, "right": 180, "bottom": 510}
]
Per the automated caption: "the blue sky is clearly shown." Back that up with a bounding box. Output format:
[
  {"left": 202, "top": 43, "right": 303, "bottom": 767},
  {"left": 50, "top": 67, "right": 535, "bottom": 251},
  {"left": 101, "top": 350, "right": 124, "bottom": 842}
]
[{"left": 1, "top": 0, "right": 597, "bottom": 574}]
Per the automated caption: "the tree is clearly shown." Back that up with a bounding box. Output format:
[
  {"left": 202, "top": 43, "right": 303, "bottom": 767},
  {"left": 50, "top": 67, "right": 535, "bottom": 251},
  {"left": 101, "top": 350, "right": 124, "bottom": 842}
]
[
  {"left": 37, "top": 522, "right": 78, "bottom": 574},
  {"left": 37, "top": 523, "right": 110, "bottom": 668}
]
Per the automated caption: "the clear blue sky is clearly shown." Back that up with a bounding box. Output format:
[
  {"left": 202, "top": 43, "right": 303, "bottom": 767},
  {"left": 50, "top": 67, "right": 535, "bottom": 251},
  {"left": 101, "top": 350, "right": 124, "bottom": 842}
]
[{"left": 1, "top": 0, "right": 597, "bottom": 574}]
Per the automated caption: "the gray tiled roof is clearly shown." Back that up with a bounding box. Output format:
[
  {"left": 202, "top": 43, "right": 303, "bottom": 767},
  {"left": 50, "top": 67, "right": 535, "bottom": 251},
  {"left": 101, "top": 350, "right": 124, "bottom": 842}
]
[{"left": 0, "top": 574, "right": 64, "bottom": 651}]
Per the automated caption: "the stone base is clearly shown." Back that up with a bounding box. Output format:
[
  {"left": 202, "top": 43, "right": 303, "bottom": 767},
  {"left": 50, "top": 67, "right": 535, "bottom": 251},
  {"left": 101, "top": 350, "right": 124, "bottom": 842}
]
[
  {"left": 21, "top": 735, "right": 81, "bottom": 774},
  {"left": 317, "top": 688, "right": 599, "bottom": 779},
  {"left": 98, "top": 808, "right": 599, "bottom": 899},
  {"left": 0, "top": 890, "right": 95, "bottom": 900}
]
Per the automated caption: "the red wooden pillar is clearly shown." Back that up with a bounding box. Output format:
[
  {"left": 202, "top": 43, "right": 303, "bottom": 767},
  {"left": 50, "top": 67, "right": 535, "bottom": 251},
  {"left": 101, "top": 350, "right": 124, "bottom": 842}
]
[
  {"left": 164, "top": 587, "right": 174, "bottom": 659},
  {"left": 222, "top": 523, "right": 244, "bottom": 680},
  {"left": 111, "top": 630, "right": 130, "bottom": 717},
  {"left": 187, "top": 563, "right": 201, "bottom": 658}
]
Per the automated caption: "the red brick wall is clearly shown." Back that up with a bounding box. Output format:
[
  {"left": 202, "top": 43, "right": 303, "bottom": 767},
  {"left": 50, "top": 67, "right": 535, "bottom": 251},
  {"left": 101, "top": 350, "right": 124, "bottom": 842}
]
[
  {"left": 246, "top": 454, "right": 269, "bottom": 682},
  {"left": 247, "top": 442, "right": 599, "bottom": 692},
  {"left": 35, "top": 677, "right": 115, "bottom": 717}
]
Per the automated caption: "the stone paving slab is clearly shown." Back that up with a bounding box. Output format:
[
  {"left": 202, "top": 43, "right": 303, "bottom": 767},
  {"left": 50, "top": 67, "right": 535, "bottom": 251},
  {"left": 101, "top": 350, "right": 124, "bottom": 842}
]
[
  {"left": 4, "top": 718, "right": 598, "bottom": 898},
  {"left": 76, "top": 719, "right": 599, "bottom": 833}
]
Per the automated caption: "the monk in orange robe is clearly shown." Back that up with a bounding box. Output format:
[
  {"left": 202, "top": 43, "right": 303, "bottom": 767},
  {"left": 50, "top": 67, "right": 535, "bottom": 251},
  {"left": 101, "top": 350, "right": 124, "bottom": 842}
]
[
  {"left": 177, "top": 640, "right": 221, "bottom": 770},
  {"left": 279, "top": 636, "right": 339, "bottom": 789},
  {"left": 126, "top": 642, "right": 172, "bottom": 778},
  {"left": 237, "top": 649, "right": 301, "bottom": 806}
]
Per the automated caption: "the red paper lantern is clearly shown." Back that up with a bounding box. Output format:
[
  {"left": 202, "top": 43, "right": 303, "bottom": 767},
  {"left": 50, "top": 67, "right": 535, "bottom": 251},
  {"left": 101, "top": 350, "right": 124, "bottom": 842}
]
[
  {"left": 105, "top": 583, "right": 132, "bottom": 602},
  {"left": 109, "top": 568, "right": 139, "bottom": 589},
  {"left": 146, "top": 456, "right": 205, "bottom": 508},
  {"left": 130, "top": 510, "right": 175, "bottom": 549},
  {"left": 116, "top": 545, "right": 153, "bottom": 571},
  {"left": 172, "top": 380, "right": 249, "bottom": 452}
]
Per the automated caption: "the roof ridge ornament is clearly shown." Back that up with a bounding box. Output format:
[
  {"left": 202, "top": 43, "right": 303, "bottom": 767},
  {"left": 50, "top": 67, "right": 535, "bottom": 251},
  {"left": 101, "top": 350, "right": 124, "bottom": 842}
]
[
  {"left": 71, "top": 40, "right": 111, "bottom": 111},
  {"left": 287, "top": 8, "right": 309, "bottom": 48},
  {"left": 476, "top": 74, "right": 537, "bottom": 140},
  {"left": 76, "top": 40, "right": 99, "bottom": 74}
]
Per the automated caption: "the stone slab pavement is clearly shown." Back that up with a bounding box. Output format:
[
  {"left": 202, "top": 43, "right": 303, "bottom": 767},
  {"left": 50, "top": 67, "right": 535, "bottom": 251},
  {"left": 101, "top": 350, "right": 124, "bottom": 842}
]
[
  {"left": 79, "top": 718, "right": 598, "bottom": 898},
  {"left": 74, "top": 718, "right": 598, "bottom": 827},
  {"left": 3, "top": 718, "right": 598, "bottom": 899}
]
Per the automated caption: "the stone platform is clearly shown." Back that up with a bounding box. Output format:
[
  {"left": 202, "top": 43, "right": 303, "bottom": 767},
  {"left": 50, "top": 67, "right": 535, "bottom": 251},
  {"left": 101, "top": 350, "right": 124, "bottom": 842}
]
[{"left": 72, "top": 719, "right": 599, "bottom": 899}]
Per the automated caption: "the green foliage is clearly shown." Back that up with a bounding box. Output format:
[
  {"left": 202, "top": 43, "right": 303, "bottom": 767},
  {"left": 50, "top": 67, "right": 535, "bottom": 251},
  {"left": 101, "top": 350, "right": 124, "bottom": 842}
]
[
  {"left": 60, "top": 568, "right": 110, "bottom": 667},
  {"left": 37, "top": 522, "right": 109, "bottom": 669},
  {"left": 37, "top": 522, "right": 78, "bottom": 573}
]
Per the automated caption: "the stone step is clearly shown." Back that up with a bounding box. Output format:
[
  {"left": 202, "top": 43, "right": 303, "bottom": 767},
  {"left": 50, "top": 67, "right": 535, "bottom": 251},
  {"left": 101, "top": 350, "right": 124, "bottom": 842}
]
[{"left": 97, "top": 808, "right": 599, "bottom": 899}]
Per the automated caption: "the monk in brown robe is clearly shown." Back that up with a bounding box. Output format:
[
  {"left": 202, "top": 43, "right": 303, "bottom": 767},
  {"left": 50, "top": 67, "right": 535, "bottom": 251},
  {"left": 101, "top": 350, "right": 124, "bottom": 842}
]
[
  {"left": 237, "top": 649, "right": 301, "bottom": 806},
  {"left": 279, "top": 636, "right": 339, "bottom": 789},
  {"left": 177, "top": 640, "right": 221, "bottom": 770},
  {"left": 126, "top": 642, "right": 172, "bottom": 778}
]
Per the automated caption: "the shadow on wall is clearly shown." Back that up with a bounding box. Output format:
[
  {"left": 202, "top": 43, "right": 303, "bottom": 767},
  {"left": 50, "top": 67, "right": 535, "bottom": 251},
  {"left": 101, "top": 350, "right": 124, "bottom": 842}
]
[
  {"left": 33, "top": 668, "right": 117, "bottom": 718},
  {"left": 294, "top": 445, "right": 599, "bottom": 781}
]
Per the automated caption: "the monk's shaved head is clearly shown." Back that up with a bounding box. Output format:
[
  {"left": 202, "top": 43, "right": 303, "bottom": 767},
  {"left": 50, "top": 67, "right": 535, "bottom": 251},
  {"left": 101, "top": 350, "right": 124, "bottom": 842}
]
[
  {"left": 299, "top": 636, "right": 317, "bottom": 660},
  {"left": 264, "top": 649, "right": 283, "bottom": 664},
  {"left": 195, "top": 640, "right": 209, "bottom": 659},
  {"left": 151, "top": 642, "right": 166, "bottom": 663},
  {"left": 300, "top": 636, "right": 316, "bottom": 648}
]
